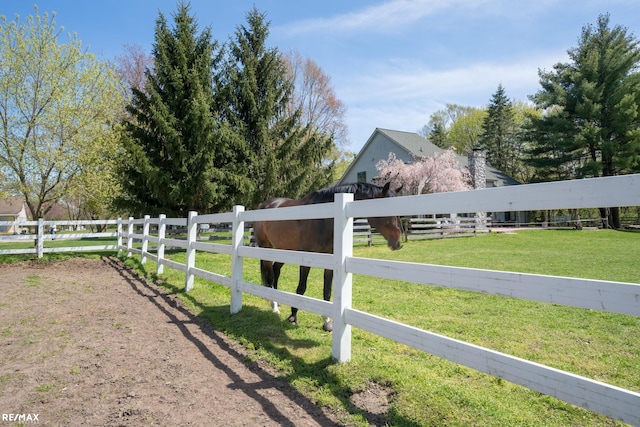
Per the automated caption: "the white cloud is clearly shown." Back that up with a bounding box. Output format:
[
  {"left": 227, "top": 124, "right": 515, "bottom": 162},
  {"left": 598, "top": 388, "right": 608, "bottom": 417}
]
[
  {"left": 342, "top": 50, "right": 568, "bottom": 106},
  {"left": 341, "top": 50, "right": 570, "bottom": 151},
  {"left": 279, "top": 0, "right": 484, "bottom": 35}
]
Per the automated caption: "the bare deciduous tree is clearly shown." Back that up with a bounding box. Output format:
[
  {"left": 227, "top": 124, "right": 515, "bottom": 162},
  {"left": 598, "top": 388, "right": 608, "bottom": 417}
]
[
  {"left": 114, "top": 43, "right": 153, "bottom": 95},
  {"left": 283, "top": 50, "right": 348, "bottom": 147}
]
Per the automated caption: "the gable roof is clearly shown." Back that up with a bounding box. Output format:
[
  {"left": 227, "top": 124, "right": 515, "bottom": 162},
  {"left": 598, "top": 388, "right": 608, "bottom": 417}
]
[
  {"left": 376, "top": 128, "right": 444, "bottom": 158},
  {"left": 0, "top": 196, "right": 27, "bottom": 215},
  {"left": 343, "top": 128, "right": 520, "bottom": 187}
]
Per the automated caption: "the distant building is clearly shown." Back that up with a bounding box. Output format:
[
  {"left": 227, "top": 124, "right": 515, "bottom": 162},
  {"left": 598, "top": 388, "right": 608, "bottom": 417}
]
[
  {"left": 0, "top": 196, "right": 29, "bottom": 234},
  {"left": 340, "top": 128, "right": 519, "bottom": 188},
  {"left": 339, "top": 128, "right": 523, "bottom": 223}
]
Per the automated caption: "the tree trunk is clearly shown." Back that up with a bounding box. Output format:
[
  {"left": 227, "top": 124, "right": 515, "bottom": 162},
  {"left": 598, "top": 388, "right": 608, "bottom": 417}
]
[
  {"left": 570, "top": 209, "right": 583, "bottom": 230},
  {"left": 610, "top": 206, "right": 621, "bottom": 229},
  {"left": 599, "top": 208, "right": 610, "bottom": 229}
]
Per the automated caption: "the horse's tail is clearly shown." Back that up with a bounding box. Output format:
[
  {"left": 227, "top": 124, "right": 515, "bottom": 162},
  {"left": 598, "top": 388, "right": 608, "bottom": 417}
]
[{"left": 260, "top": 259, "right": 273, "bottom": 288}]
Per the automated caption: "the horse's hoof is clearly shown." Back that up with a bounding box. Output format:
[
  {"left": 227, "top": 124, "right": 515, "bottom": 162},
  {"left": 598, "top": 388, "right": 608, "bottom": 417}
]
[
  {"left": 323, "top": 321, "right": 333, "bottom": 332},
  {"left": 287, "top": 315, "right": 297, "bottom": 324}
]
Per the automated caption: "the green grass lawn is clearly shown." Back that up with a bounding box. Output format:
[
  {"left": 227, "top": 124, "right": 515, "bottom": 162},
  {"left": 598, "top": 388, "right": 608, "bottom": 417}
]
[
  {"left": 3, "top": 229, "right": 639, "bottom": 426},
  {"left": 120, "top": 229, "right": 640, "bottom": 427}
]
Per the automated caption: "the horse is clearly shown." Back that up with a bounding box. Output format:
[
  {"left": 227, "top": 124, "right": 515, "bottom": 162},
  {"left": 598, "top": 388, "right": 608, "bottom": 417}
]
[{"left": 253, "top": 182, "right": 403, "bottom": 332}]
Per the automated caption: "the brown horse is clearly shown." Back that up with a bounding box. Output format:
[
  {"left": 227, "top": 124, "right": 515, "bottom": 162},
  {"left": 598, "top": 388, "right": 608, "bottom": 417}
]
[{"left": 253, "top": 182, "right": 403, "bottom": 331}]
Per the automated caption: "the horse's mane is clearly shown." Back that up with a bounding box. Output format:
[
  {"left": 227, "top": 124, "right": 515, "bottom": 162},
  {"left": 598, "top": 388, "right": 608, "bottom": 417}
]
[{"left": 301, "top": 182, "right": 397, "bottom": 204}]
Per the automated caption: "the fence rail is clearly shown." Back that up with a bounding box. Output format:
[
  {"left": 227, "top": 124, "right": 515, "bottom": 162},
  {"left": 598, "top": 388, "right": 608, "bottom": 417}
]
[
  {"left": 115, "top": 173, "right": 640, "bottom": 425},
  {"left": 0, "top": 219, "right": 119, "bottom": 257},
  {"left": 405, "top": 216, "right": 489, "bottom": 239}
]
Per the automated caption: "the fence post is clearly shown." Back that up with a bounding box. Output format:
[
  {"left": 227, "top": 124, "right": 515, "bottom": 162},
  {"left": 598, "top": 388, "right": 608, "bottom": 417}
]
[
  {"left": 185, "top": 211, "right": 198, "bottom": 292},
  {"left": 37, "top": 218, "right": 44, "bottom": 258},
  {"left": 332, "top": 193, "right": 354, "bottom": 363},
  {"left": 157, "top": 214, "right": 166, "bottom": 275},
  {"left": 230, "top": 205, "right": 245, "bottom": 314},
  {"left": 116, "top": 218, "right": 123, "bottom": 255},
  {"left": 126, "top": 217, "right": 134, "bottom": 257},
  {"left": 141, "top": 215, "right": 150, "bottom": 264}
]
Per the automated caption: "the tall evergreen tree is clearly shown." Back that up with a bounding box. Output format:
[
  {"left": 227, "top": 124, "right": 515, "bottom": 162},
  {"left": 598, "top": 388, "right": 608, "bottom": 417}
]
[
  {"left": 523, "top": 106, "right": 580, "bottom": 181},
  {"left": 480, "top": 84, "right": 518, "bottom": 175},
  {"left": 527, "top": 14, "right": 640, "bottom": 227},
  {"left": 219, "top": 8, "right": 332, "bottom": 208},
  {"left": 116, "top": 2, "right": 249, "bottom": 216},
  {"left": 427, "top": 121, "right": 449, "bottom": 148}
]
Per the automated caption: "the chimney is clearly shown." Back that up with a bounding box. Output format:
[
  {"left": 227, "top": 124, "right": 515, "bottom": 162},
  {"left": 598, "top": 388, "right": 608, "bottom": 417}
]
[
  {"left": 468, "top": 148, "right": 486, "bottom": 190},
  {"left": 468, "top": 148, "right": 488, "bottom": 228}
]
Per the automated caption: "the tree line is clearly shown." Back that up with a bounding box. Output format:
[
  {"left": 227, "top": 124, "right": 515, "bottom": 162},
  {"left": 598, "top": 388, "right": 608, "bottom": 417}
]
[
  {"left": 0, "top": 3, "right": 345, "bottom": 220},
  {"left": 1, "top": 6, "right": 638, "bottom": 227},
  {"left": 420, "top": 14, "right": 640, "bottom": 227}
]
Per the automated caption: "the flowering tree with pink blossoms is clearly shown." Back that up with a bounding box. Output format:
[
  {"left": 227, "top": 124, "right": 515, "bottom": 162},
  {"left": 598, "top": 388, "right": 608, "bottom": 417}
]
[{"left": 375, "top": 149, "right": 472, "bottom": 195}]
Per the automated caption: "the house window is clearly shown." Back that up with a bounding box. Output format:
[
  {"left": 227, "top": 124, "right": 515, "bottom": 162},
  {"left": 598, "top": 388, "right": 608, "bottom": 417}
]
[{"left": 357, "top": 171, "right": 366, "bottom": 182}]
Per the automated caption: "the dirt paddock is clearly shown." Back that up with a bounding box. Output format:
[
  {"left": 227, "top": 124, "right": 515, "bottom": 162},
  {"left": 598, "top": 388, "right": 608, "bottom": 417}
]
[{"left": 0, "top": 257, "right": 343, "bottom": 426}]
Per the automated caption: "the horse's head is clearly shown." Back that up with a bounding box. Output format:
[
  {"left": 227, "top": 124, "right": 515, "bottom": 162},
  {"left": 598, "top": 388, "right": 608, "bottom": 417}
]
[
  {"left": 367, "top": 215, "right": 403, "bottom": 250},
  {"left": 367, "top": 182, "right": 403, "bottom": 250}
]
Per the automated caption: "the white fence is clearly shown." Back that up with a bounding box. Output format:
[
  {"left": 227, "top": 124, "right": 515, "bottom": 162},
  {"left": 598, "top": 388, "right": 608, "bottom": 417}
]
[
  {"left": 0, "top": 219, "right": 119, "bottom": 257},
  {"left": 353, "top": 218, "right": 372, "bottom": 245},
  {"left": 404, "top": 215, "right": 489, "bottom": 239},
  {"left": 118, "top": 174, "right": 640, "bottom": 425}
]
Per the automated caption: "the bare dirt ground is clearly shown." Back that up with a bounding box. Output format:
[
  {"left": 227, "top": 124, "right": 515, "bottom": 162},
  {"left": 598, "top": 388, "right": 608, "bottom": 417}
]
[{"left": 0, "top": 256, "right": 346, "bottom": 426}]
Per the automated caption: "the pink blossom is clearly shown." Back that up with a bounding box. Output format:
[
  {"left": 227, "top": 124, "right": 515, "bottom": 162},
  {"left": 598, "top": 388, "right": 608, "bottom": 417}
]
[{"left": 375, "top": 149, "right": 471, "bottom": 195}]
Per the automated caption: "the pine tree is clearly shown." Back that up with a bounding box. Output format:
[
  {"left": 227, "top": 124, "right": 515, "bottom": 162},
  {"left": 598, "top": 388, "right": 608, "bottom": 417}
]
[
  {"left": 220, "top": 8, "right": 333, "bottom": 208},
  {"left": 523, "top": 107, "right": 580, "bottom": 181},
  {"left": 116, "top": 2, "right": 250, "bottom": 216},
  {"left": 480, "top": 84, "right": 517, "bottom": 175},
  {"left": 428, "top": 122, "right": 449, "bottom": 148},
  {"left": 527, "top": 14, "right": 640, "bottom": 227}
]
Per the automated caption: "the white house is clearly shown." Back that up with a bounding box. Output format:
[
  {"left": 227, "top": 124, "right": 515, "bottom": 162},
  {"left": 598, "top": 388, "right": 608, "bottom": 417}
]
[
  {"left": 0, "top": 196, "right": 29, "bottom": 234},
  {"left": 340, "top": 128, "right": 519, "bottom": 187},
  {"left": 339, "top": 128, "right": 523, "bottom": 224}
]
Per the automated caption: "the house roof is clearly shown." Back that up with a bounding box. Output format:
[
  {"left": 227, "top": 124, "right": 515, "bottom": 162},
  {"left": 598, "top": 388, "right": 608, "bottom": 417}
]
[
  {"left": 353, "top": 128, "right": 520, "bottom": 187},
  {"left": 376, "top": 128, "right": 444, "bottom": 158},
  {"left": 0, "top": 196, "right": 26, "bottom": 215}
]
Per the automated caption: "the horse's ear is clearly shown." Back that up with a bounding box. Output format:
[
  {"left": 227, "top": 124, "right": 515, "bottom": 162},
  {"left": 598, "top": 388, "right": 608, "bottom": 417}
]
[{"left": 381, "top": 181, "right": 391, "bottom": 196}]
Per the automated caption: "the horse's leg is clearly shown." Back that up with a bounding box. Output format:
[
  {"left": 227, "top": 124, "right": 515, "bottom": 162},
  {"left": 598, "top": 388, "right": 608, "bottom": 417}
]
[
  {"left": 261, "top": 260, "right": 284, "bottom": 313},
  {"left": 288, "top": 265, "right": 310, "bottom": 325},
  {"left": 322, "top": 269, "right": 334, "bottom": 332},
  {"left": 271, "top": 262, "right": 284, "bottom": 313}
]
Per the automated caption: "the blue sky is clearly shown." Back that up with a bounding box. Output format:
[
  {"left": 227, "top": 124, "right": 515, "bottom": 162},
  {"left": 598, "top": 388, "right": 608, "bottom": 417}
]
[{"left": 3, "top": 1, "right": 639, "bottom": 153}]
